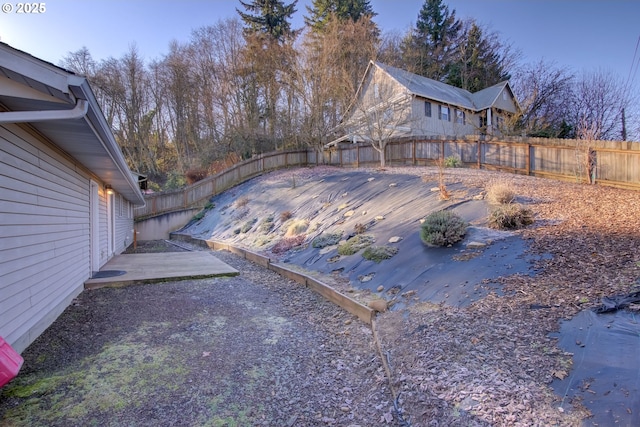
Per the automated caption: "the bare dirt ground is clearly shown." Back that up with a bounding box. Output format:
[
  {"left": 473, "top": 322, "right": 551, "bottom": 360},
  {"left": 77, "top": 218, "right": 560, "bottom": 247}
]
[{"left": 1, "top": 167, "right": 639, "bottom": 426}]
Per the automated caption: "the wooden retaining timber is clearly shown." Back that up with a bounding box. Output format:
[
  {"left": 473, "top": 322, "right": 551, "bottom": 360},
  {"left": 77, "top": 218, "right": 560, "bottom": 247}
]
[{"left": 170, "top": 233, "right": 374, "bottom": 325}]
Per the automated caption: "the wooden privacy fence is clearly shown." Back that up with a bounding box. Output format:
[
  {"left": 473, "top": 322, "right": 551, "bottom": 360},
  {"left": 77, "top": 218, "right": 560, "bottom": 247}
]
[
  {"left": 322, "top": 138, "right": 640, "bottom": 190},
  {"left": 135, "top": 138, "right": 639, "bottom": 219},
  {"left": 135, "top": 149, "right": 309, "bottom": 219}
]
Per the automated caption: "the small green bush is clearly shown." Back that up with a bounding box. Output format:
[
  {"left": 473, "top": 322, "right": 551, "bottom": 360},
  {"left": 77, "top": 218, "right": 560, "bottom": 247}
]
[
  {"left": 488, "top": 204, "right": 534, "bottom": 230},
  {"left": 240, "top": 218, "right": 257, "bottom": 233},
  {"left": 337, "top": 234, "right": 375, "bottom": 256},
  {"left": 259, "top": 215, "right": 274, "bottom": 234},
  {"left": 362, "top": 245, "right": 399, "bottom": 263},
  {"left": 312, "top": 231, "right": 343, "bottom": 248},
  {"left": 444, "top": 155, "right": 461, "bottom": 168},
  {"left": 420, "top": 211, "right": 468, "bottom": 247}
]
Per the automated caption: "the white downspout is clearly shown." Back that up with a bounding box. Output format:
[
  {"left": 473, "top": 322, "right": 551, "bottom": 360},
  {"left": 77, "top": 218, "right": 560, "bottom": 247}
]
[{"left": 0, "top": 99, "right": 88, "bottom": 123}]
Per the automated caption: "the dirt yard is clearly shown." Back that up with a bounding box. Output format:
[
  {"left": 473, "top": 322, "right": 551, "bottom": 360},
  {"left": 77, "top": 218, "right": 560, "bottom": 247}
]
[{"left": 1, "top": 167, "right": 639, "bottom": 426}]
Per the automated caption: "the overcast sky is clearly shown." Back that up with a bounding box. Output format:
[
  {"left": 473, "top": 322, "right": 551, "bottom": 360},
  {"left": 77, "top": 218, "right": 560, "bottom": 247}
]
[{"left": 1, "top": 0, "right": 639, "bottom": 88}]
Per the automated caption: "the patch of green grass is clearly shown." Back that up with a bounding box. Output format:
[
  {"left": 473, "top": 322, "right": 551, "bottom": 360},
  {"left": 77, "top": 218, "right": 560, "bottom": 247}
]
[
  {"left": 1, "top": 327, "right": 191, "bottom": 426},
  {"left": 362, "top": 245, "right": 399, "bottom": 263},
  {"left": 337, "top": 234, "right": 375, "bottom": 256}
]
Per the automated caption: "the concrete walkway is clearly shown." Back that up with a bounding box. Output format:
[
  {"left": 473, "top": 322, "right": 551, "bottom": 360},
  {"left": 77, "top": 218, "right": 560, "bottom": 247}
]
[{"left": 84, "top": 252, "right": 239, "bottom": 289}]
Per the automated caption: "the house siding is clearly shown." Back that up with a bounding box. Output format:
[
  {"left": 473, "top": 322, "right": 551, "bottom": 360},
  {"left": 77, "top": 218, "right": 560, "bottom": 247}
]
[
  {"left": 0, "top": 122, "right": 132, "bottom": 352},
  {"left": 493, "top": 87, "right": 517, "bottom": 112},
  {"left": 411, "top": 97, "right": 479, "bottom": 137}
]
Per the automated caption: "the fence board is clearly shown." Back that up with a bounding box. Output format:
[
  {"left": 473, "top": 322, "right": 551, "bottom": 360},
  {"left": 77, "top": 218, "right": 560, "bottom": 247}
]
[{"left": 136, "top": 139, "right": 639, "bottom": 219}]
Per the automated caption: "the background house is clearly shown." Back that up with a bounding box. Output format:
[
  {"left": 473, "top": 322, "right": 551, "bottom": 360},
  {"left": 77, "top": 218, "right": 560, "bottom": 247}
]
[
  {"left": 0, "top": 43, "right": 145, "bottom": 353},
  {"left": 329, "top": 61, "right": 519, "bottom": 146}
]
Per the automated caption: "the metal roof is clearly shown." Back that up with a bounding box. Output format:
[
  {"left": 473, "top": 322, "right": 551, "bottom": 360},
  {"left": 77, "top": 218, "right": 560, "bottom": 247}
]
[
  {"left": 374, "top": 61, "right": 516, "bottom": 113},
  {"left": 0, "top": 43, "right": 145, "bottom": 206}
]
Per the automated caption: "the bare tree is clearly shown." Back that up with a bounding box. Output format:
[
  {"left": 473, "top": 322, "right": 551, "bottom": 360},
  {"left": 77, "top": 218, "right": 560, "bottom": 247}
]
[
  {"left": 510, "top": 60, "right": 575, "bottom": 137},
  {"left": 343, "top": 65, "right": 413, "bottom": 168},
  {"left": 570, "top": 69, "right": 630, "bottom": 141},
  {"left": 294, "top": 14, "right": 378, "bottom": 155}
]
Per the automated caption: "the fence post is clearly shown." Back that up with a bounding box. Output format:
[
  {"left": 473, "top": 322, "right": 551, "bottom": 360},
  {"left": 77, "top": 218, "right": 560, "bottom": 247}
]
[
  {"left": 356, "top": 144, "right": 360, "bottom": 167},
  {"left": 526, "top": 143, "right": 531, "bottom": 175},
  {"left": 477, "top": 140, "right": 481, "bottom": 169},
  {"left": 412, "top": 139, "right": 416, "bottom": 165}
]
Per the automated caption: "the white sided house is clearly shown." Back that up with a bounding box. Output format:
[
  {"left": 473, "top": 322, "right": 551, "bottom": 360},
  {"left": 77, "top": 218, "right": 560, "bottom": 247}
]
[
  {"left": 330, "top": 61, "right": 519, "bottom": 146},
  {"left": 0, "top": 43, "right": 145, "bottom": 353}
]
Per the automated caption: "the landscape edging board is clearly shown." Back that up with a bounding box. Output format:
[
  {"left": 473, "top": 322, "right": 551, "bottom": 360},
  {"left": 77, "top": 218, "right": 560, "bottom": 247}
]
[{"left": 170, "top": 233, "right": 373, "bottom": 325}]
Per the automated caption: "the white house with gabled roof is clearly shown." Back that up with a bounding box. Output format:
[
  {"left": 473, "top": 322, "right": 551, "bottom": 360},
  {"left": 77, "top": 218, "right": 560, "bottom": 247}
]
[
  {"left": 0, "top": 43, "right": 145, "bottom": 353},
  {"left": 328, "top": 61, "right": 520, "bottom": 146}
]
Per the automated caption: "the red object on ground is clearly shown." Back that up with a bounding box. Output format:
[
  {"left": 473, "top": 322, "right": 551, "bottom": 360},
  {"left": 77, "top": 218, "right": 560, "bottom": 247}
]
[{"left": 0, "top": 336, "right": 23, "bottom": 388}]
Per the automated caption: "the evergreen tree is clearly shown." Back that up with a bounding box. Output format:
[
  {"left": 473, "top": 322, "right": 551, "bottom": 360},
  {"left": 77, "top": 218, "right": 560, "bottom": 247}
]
[
  {"left": 237, "top": 0, "right": 298, "bottom": 42},
  {"left": 304, "top": 0, "right": 376, "bottom": 33},
  {"left": 401, "top": 0, "right": 461, "bottom": 81},
  {"left": 446, "top": 21, "right": 510, "bottom": 92}
]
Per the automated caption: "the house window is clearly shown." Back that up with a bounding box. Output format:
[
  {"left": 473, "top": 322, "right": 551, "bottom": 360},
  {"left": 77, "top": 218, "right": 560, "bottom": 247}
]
[
  {"left": 502, "top": 91, "right": 508, "bottom": 101},
  {"left": 424, "top": 101, "right": 431, "bottom": 117},
  {"left": 118, "top": 195, "right": 124, "bottom": 217},
  {"left": 439, "top": 105, "right": 450, "bottom": 121},
  {"left": 455, "top": 109, "right": 465, "bottom": 124},
  {"left": 374, "top": 84, "right": 380, "bottom": 99}
]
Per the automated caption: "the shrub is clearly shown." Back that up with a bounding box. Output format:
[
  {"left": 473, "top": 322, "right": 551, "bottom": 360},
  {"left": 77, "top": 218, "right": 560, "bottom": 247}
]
[
  {"left": 362, "top": 245, "right": 399, "bottom": 263},
  {"left": 235, "top": 196, "right": 249, "bottom": 208},
  {"left": 259, "top": 215, "right": 274, "bottom": 234},
  {"left": 444, "top": 155, "right": 461, "bottom": 168},
  {"left": 354, "top": 223, "right": 367, "bottom": 234},
  {"left": 285, "top": 219, "right": 309, "bottom": 237},
  {"left": 280, "top": 210, "right": 293, "bottom": 222},
  {"left": 240, "top": 218, "right": 257, "bottom": 233},
  {"left": 312, "top": 231, "right": 343, "bottom": 248},
  {"left": 338, "top": 234, "right": 375, "bottom": 256},
  {"left": 185, "top": 168, "right": 208, "bottom": 184},
  {"left": 488, "top": 204, "right": 534, "bottom": 230},
  {"left": 486, "top": 181, "right": 516, "bottom": 205},
  {"left": 271, "top": 235, "right": 306, "bottom": 254},
  {"left": 420, "top": 211, "right": 468, "bottom": 247}
]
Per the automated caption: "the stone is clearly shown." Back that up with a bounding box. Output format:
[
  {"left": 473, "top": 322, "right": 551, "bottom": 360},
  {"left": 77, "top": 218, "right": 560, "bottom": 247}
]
[
  {"left": 377, "top": 285, "right": 384, "bottom": 292},
  {"left": 344, "top": 210, "right": 355, "bottom": 217},
  {"left": 362, "top": 210, "right": 367, "bottom": 216},
  {"left": 367, "top": 177, "right": 375, "bottom": 182},
  {"left": 430, "top": 187, "right": 440, "bottom": 192},
  {"left": 375, "top": 215, "right": 385, "bottom": 221},
  {"left": 473, "top": 194, "right": 484, "bottom": 200},
  {"left": 466, "top": 241, "right": 487, "bottom": 249},
  {"left": 368, "top": 299, "right": 388, "bottom": 312},
  {"left": 389, "top": 183, "right": 397, "bottom": 187},
  {"left": 388, "top": 236, "right": 402, "bottom": 243}
]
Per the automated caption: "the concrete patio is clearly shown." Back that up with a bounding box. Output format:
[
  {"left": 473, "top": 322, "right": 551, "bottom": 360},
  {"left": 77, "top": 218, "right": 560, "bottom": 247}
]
[{"left": 84, "top": 252, "right": 239, "bottom": 289}]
